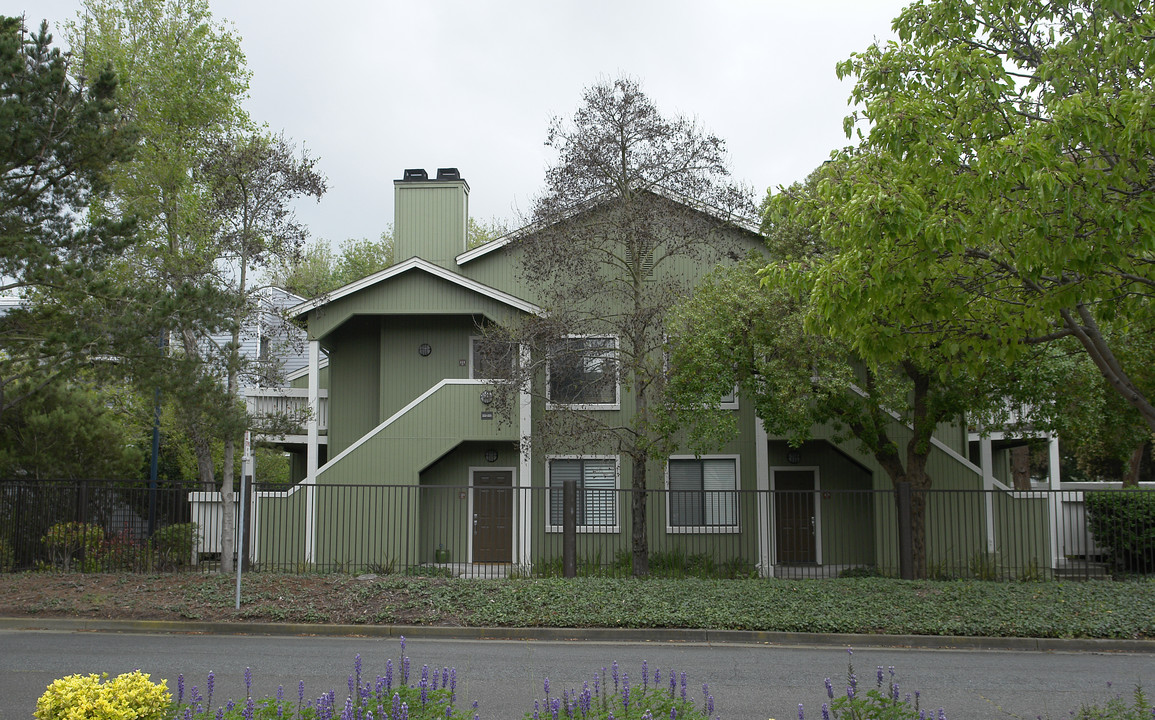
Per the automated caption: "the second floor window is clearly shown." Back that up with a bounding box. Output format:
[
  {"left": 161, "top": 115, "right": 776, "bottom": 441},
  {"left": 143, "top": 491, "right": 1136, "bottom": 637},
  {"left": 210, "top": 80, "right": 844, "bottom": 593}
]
[{"left": 547, "top": 336, "right": 618, "bottom": 408}]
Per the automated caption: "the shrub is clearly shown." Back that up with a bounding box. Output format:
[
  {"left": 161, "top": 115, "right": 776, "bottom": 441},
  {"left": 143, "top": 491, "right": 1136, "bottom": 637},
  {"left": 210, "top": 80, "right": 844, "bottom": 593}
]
[
  {"left": 151, "top": 523, "right": 198, "bottom": 570},
  {"left": 41, "top": 522, "right": 104, "bottom": 572},
  {"left": 1085, "top": 491, "right": 1155, "bottom": 574},
  {"left": 35, "top": 671, "right": 171, "bottom": 720},
  {"left": 101, "top": 530, "right": 144, "bottom": 571},
  {"left": 0, "top": 536, "right": 14, "bottom": 572}
]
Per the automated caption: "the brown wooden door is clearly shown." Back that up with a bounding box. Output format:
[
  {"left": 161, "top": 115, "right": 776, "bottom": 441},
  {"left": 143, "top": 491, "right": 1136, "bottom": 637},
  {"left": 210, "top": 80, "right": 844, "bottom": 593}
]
[
  {"left": 473, "top": 471, "right": 513, "bottom": 563},
  {"left": 775, "top": 470, "right": 816, "bottom": 564}
]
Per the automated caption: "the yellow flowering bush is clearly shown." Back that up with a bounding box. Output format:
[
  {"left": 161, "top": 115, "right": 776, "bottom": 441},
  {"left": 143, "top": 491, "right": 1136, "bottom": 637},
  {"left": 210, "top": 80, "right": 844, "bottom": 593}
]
[{"left": 35, "top": 671, "right": 172, "bottom": 720}]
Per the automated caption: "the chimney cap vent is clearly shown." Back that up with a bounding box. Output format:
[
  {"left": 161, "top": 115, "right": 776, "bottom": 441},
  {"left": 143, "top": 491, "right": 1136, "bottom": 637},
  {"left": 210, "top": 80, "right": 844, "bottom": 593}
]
[
  {"left": 402, "top": 168, "right": 428, "bottom": 181},
  {"left": 436, "top": 168, "right": 461, "bottom": 181}
]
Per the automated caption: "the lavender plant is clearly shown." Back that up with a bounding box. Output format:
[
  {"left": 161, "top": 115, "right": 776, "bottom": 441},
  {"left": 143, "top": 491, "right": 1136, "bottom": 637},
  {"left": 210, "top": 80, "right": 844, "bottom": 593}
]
[
  {"left": 525, "top": 660, "right": 716, "bottom": 720},
  {"left": 171, "top": 638, "right": 469, "bottom": 720},
  {"left": 1068, "top": 684, "right": 1153, "bottom": 720},
  {"left": 800, "top": 649, "right": 945, "bottom": 720}
]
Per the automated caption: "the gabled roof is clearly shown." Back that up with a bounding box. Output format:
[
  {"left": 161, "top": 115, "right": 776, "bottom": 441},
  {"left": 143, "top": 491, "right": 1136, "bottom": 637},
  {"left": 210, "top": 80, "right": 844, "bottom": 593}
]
[
  {"left": 455, "top": 185, "right": 762, "bottom": 266},
  {"left": 289, "top": 256, "right": 542, "bottom": 319}
]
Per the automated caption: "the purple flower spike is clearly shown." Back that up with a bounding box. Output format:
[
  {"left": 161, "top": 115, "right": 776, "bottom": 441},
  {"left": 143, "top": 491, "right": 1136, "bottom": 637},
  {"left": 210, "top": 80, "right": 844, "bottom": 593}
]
[
  {"left": 822, "top": 703, "right": 830, "bottom": 720},
  {"left": 825, "top": 678, "right": 834, "bottom": 699},
  {"left": 938, "top": 709, "right": 946, "bottom": 720},
  {"left": 298, "top": 680, "right": 305, "bottom": 708},
  {"left": 889, "top": 666, "right": 896, "bottom": 678},
  {"left": 207, "top": 671, "right": 216, "bottom": 708},
  {"left": 707, "top": 694, "right": 714, "bottom": 715},
  {"left": 642, "top": 661, "right": 648, "bottom": 691},
  {"left": 612, "top": 661, "right": 619, "bottom": 692},
  {"left": 348, "top": 675, "right": 355, "bottom": 699},
  {"left": 178, "top": 674, "right": 185, "bottom": 705},
  {"left": 244, "top": 667, "right": 253, "bottom": 695},
  {"left": 669, "top": 708, "right": 676, "bottom": 720},
  {"left": 385, "top": 660, "right": 393, "bottom": 692},
  {"left": 403, "top": 656, "right": 411, "bottom": 686},
  {"left": 893, "top": 683, "right": 901, "bottom": 702},
  {"left": 798, "top": 703, "right": 805, "bottom": 719},
  {"left": 876, "top": 666, "right": 884, "bottom": 687},
  {"left": 215, "top": 708, "right": 224, "bottom": 720},
  {"left": 680, "top": 672, "right": 687, "bottom": 703},
  {"left": 545, "top": 676, "right": 551, "bottom": 697},
  {"left": 654, "top": 668, "right": 660, "bottom": 685}
]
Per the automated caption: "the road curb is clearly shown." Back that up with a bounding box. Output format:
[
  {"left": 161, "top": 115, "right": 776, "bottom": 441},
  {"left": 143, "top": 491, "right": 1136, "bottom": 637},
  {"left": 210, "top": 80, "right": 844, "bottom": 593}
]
[{"left": 1, "top": 617, "right": 1152, "bottom": 653}]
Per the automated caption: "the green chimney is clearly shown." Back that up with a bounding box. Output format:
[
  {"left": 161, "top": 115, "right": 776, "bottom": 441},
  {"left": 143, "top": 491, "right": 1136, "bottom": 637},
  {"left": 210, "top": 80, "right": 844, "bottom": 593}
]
[{"left": 393, "top": 168, "right": 469, "bottom": 268}]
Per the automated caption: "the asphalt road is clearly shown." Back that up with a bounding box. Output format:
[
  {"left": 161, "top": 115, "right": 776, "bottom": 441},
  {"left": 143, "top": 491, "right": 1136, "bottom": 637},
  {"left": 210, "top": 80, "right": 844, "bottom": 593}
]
[{"left": 2, "top": 629, "right": 1152, "bottom": 720}]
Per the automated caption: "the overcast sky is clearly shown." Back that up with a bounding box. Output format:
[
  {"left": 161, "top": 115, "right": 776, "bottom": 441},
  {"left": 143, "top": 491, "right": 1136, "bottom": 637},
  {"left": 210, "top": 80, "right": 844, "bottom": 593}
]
[{"left": 18, "top": 0, "right": 909, "bottom": 244}]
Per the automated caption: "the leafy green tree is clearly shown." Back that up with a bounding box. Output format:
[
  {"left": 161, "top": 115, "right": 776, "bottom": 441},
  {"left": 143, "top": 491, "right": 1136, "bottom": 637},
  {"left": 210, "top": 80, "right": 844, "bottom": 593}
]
[
  {"left": 489, "top": 76, "right": 755, "bottom": 576},
  {"left": 201, "top": 129, "right": 325, "bottom": 568},
  {"left": 0, "top": 16, "right": 137, "bottom": 422},
  {"left": 72, "top": 0, "right": 253, "bottom": 571},
  {"left": 786, "top": 0, "right": 1155, "bottom": 441},
  {"left": 266, "top": 233, "right": 393, "bottom": 298},
  {"left": 668, "top": 165, "right": 1014, "bottom": 578},
  {"left": 466, "top": 216, "right": 509, "bottom": 249}
]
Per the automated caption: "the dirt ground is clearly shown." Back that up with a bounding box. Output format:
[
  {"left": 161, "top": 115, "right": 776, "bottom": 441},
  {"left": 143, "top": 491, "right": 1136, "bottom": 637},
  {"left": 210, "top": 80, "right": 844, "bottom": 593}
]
[{"left": 0, "top": 572, "right": 466, "bottom": 625}]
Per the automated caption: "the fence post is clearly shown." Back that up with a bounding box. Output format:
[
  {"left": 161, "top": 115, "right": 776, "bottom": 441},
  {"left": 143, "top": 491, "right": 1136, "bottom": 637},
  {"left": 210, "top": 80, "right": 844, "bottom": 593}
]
[
  {"left": 563, "top": 478, "right": 577, "bottom": 578},
  {"left": 897, "top": 482, "right": 914, "bottom": 580}
]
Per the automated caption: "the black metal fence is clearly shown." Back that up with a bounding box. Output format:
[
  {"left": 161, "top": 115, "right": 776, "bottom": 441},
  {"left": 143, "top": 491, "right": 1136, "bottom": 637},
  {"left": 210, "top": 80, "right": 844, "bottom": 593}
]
[{"left": 2, "top": 479, "right": 1152, "bottom": 579}]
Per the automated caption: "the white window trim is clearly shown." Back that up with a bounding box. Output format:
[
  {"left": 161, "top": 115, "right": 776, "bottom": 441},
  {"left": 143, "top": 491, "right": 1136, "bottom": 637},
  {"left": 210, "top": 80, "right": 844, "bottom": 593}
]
[
  {"left": 546, "top": 454, "right": 620, "bottom": 534},
  {"left": 665, "top": 454, "right": 741, "bottom": 534},
  {"left": 545, "top": 335, "right": 620, "bottom": 411}
]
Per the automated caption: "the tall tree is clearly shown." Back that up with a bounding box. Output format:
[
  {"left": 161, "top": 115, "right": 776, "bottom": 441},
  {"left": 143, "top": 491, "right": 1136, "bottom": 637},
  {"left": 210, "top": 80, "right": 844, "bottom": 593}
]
[
  {"left": 789, "top": 0, "right": 1155, "bottom": 439},
  {"left": 71, "top": 0, "right": 251, "bottom": 570},
  {"left": 266, "top": 233, "right": 392, "bottom": 299},
  {"left": 490, "top": 76, "right": 755, "bottom": 576},
  {"left": 668, "top": 165, "right": 1014, "bottom": 578},
  {"left": 0, "top": 16, "right": 136, "bottom": 423},
  {"left": 201, "top": 129, "right": 325, "bottom": 568}
]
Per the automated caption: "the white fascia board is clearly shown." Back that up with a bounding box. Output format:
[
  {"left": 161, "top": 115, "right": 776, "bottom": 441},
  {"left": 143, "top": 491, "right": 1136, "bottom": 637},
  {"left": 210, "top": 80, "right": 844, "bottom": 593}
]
[
  {"left": 285, "top": 356, "right": 329, "bottom": 383},
  {"left": 289, "top": 257, "right": 541, "bottom": 317},
  {"left": 456, "top": 189, "right": 762, "bottom": 268}
]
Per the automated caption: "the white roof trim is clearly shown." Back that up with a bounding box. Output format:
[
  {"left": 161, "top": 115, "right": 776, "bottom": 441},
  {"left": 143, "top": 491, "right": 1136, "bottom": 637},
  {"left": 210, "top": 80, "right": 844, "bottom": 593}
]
[
  {"left": 289, "top": 256, "right": 541, "bottom": 317},
  {"left": 456, "top": 186, "right": 761, "bottom": 267},
  {"left": 317, "top": 378, "right": 489, "bottom": 476}
]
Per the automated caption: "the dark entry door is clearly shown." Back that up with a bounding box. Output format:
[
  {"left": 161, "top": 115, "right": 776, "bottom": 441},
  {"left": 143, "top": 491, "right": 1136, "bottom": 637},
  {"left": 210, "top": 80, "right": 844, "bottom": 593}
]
[
  {"left": 775, "top": 470, "right": 817, "bottom": 564},
  {"left": 473, "top": 471, "right": 513, "bottom": 563}
]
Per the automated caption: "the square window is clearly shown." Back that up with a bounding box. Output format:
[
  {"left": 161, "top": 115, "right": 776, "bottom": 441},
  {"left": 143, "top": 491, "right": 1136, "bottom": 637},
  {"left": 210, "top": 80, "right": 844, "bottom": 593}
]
[
  {"left": 668, "top": 458, "right": 738, "bottom": 530},
  {"left": 471, "top": 336, "right": 515, "bottom": 380},
  {"left": 548, "top": 458, "right": 618, "bottom": 531},
  {"left": 547, "top": 337, "right": 618, "bottom": 408}
]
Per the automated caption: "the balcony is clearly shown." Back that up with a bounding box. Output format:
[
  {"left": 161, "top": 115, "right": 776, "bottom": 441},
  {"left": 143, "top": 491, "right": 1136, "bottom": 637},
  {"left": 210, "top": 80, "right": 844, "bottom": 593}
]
[{"left": 244, "top": 387, "right": 328, "bottom": 444}]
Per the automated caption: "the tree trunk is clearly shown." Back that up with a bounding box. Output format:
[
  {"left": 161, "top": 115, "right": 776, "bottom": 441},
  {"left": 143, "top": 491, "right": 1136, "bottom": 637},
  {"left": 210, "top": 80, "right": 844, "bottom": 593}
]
[
  {"left": 1123, "top": 442, "right": 1146, "bottom": 488},
  {"left": 221, "top": 437, "right": 235, "bottom": 574},
  {"left": 630, "top": 451, "right": 649, "bottom": 577},
  {"left": 1011, "top": 445, "right": 1032, "bottom": 491}
]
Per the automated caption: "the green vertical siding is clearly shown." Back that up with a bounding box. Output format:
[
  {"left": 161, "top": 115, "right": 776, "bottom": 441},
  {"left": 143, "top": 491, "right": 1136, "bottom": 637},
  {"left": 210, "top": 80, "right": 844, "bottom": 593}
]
[
  {"left": 326, "top": 317, "right": 380, "bottom": 456},
  {"left": 394, "top": 179, "right": 468, "bottom": 267}
]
